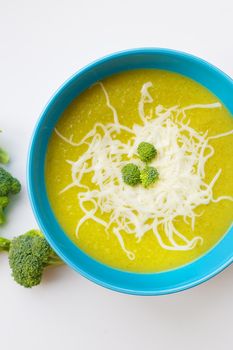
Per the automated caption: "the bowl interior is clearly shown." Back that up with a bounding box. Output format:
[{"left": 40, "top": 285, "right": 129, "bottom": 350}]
[{"left": 28, "top": 49, "right": 233, "bottom": 295}]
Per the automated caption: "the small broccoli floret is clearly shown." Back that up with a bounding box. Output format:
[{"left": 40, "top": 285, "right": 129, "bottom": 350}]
[
  {"left": 0, "top": 168, "right": 12, "bottom": 196},
  {"left": 8, "top": 230, "right": 63, "bottom": 288},
  {"left": 0, "top": 148, "right": 10, "bottom": 164},
  {"left": 0, "top": 167, "right": 21, "bottom": 224},
  {"left": 121, "top": 163, "right": 141, "bottom": 186},
  {"left": 140, "top": 166, "right": 159, "bottom": 188},
  {"left": 137, "top": 142, "right": 157, "bottom": 163},
  {"left": 0, "top": 196, "right": 9, "bottom": 224},
  {"left": 0, "top": 167, "right": 21, "bottom": 196}
]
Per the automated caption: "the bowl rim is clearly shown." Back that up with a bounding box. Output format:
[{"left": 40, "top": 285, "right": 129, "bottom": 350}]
[{"left": 27, "top": 48, "right": 233, "bottom": 295}]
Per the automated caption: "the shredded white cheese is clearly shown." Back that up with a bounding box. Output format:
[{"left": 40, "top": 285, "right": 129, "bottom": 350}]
[{"left": 55, "top": 82, "right": 233, "bottom": 260}]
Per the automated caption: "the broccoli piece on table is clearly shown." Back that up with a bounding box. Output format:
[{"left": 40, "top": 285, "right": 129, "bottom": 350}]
[
  {"left": 0, "top": 167, "right": 21, "bottom": 196},
  {"left": 140, "top": 166, "right": 159, "bottom": 188},
  {"left": 137, "top": 142, "right": 157, "bottom": 163},
  {"left": 8, "top": 230, "right": 63, "bottom": 288},
  {"left": 0, "top": 148, "right": 10, "bottom": 164},
  {"left": 121, "top": 163, "right": 141, "bottom": 186},
  {"left": 0, "top": 167, "right": 21, "bottom": 224},
  {"left": 0, "top": 196, "right": 10, "bottom": 224}
]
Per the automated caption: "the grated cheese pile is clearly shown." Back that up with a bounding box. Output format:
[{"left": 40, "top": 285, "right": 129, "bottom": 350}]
[{"left": 55, "top": 82, "right": 233, "bottom": 260}]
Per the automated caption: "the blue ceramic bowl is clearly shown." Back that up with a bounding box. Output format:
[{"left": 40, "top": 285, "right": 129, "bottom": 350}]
[{"left": 27, "top": 48, "right": 233, "bottom": 295}]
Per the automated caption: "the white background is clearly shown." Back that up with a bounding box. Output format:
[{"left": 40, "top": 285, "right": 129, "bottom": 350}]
[{"left": 1, "top": 1, "right": 233, "bottom": 349}]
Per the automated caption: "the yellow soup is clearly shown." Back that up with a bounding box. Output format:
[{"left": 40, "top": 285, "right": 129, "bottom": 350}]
[{"left": 45, "top": 69, "right": 233, "bottom": 272}]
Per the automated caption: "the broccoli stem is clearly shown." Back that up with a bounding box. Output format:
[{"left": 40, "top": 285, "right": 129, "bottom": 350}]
[
  {"left": 0, "top": 208, "right": 4, "bottom": 225},
  {"left": 0, "top": 237, "right": 11, "bottom": 252},
  {"left": 0, "top": 148, "right": 10, "bottom": 164},
  {"left": 47, "top": 251, "right": 64, "bottom": 266},
  {"left": 47, "top": 257, "right": 64, "bottom": 266}
]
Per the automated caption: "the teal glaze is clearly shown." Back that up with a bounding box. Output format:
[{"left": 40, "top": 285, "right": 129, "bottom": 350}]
[{"left": 27, "top": 48, "right": 233, "bottom": 295}]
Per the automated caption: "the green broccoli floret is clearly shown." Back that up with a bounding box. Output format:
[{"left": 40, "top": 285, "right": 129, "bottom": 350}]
[
  {"left": 0, "top": 167, "right": 21, "bottom": 196},
  {"left": 137, "top": 142, "right": 157, "bottom": 163},
  {"left": 140, "top": 166, "right": 159, "bottom": 188},
  {"left": 8, "top": 230, "right": 63, "bottom": 288},
  {"left": 121, "top": 163, "right": 141, "bottom": 186},
  {"left": 0, "top": 196, "right": 9, "bottom": 224},
  {"left": 0, "top": 167, "right": 21, "bottom": 224},
  {"left": 0, "top": 148, "right": 10, "bottom": 164}
]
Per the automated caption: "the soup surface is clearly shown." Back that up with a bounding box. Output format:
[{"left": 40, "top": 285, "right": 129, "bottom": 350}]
[{"left": 45, "top": 69, "right": 233, "bottom": 272}]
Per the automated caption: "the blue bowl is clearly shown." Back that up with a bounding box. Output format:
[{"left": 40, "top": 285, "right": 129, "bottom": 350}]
[{"left": 27, "top": 48, "right": 233, "bottom": 295}]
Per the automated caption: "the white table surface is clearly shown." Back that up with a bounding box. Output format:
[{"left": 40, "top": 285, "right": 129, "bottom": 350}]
[{"left": 1, "top": 1, "right": 233, "bottom": 349}]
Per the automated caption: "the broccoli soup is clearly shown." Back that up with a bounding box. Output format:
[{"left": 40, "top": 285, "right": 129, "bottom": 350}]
[{"left": 45, "top": 69, "right": 233, "bottom": 272}]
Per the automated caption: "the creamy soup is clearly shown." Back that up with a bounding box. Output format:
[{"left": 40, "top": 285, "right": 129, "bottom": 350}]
[{"left": 45, "top": 69, "right": 233, "bottom": 272}]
